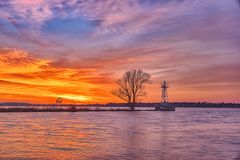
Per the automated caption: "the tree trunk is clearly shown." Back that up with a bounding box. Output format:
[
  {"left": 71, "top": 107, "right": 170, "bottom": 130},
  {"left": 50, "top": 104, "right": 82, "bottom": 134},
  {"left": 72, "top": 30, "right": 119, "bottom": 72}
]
[
  {"left": 128, "top": 102, "right": 135, "bottom": 110},
  {"left": 131, "top": 102, "right": 135, "bottom": 111},
  {"left": 132, "top": 96, "right": 135, "bottom": 111}
]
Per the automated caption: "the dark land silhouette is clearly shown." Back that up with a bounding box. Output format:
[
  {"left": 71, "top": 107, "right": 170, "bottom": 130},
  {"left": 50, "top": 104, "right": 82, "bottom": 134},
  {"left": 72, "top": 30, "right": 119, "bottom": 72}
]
[
  {"left": 1, "top": 102, "right": 239, "bottom": 108},
  {"left": 0, "top": 102, "right": 239, "bottom": 113}
]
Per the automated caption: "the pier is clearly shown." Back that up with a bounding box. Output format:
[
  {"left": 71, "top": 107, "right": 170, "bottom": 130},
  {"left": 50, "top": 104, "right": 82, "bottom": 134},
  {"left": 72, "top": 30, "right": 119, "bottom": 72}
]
[{"left": 0, "top": 106, "right": 156, "bottom": 113}]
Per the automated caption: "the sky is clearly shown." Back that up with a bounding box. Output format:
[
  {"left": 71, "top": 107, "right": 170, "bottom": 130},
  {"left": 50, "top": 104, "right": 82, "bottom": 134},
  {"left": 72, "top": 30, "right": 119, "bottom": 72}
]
[{"left": 0, "top": 0, "right": 239, "bottom": 104}]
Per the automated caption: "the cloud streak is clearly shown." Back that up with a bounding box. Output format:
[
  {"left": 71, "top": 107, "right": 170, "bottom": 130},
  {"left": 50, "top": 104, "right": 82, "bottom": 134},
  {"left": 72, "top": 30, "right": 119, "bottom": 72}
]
[
  {"left": 0, "top": 0, "right": 239, "bottom": 103},
  {"left": 0, "top": 48, "right": 113, "bottom": 103}
]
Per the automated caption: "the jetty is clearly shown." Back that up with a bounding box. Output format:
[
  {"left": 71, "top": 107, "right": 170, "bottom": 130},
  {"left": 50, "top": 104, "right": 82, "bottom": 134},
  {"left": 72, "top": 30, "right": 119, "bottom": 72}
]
[{"left": 0, "top": 106, "right": 156, "bottom": 113}]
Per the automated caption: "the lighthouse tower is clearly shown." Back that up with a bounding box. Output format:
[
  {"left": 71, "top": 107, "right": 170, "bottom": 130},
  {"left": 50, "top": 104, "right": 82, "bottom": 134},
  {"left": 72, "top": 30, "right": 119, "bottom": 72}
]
[
  {"left": 155, "top": 81, "right": 175, "bottom": 111},
  {"left": 161, "top": 81, "right": 169, "bottom": 103}
]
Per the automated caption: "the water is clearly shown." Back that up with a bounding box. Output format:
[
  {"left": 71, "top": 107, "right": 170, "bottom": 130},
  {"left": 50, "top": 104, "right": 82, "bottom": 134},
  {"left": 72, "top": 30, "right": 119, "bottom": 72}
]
[{"left": 0, "top": 108, "right": 239, "bottom": 160}]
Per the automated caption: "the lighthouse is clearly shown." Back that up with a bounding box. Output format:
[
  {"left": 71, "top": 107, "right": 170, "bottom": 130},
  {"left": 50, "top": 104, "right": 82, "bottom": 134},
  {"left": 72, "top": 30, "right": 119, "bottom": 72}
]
[
  {"left": 161, "top": 80, "right": 168, "bottom": 103},
  {"left": 155, "top": 81, "right": 175, "bottom": 111}
]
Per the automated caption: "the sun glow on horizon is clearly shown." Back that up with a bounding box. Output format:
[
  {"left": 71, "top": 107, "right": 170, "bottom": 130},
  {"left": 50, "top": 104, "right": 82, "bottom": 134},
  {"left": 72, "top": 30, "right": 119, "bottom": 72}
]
[
  {"left": 0, "top": 48, "right": 113, "bottom": 104},
  {"left": 59, "top": 95, "right": 91, "bottom": 103}
]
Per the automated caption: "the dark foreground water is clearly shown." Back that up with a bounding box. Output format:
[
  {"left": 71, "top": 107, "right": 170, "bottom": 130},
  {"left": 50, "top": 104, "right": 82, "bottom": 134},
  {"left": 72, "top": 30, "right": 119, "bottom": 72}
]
[{"left": 0, "top": 108, "right": 239, "bottom": 160}]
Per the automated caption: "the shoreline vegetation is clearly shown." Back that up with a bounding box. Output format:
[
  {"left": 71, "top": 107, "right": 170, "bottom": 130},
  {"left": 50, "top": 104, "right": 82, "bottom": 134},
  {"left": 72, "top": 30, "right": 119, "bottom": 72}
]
[
  {"left": 0, "top": 102, "right": 239, "bottom": 107},
  {"left": 0, "top": 107, "right": 140, "bottom": 113},
  {"left": 0, "top": 102, "right": 239, "bottom": 113}
]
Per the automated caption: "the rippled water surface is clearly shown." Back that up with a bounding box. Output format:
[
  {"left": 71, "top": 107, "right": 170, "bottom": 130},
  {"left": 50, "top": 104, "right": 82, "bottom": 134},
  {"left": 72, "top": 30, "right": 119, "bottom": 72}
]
[{"left": 0, "top": 108, "right": 240, "bottom": 160}]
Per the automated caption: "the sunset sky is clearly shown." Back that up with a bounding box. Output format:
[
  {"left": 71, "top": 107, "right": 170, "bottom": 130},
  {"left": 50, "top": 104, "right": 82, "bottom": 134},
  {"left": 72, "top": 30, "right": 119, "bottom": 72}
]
[{"left": 0, "top": 0, "right": 239, "bottom": 104}]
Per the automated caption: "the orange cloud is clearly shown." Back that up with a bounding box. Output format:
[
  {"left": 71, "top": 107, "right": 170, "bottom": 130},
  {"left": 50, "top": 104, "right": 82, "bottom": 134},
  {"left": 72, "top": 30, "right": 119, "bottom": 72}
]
[{"left": 0, "top": 48, "right": 113, "bottom": 104}]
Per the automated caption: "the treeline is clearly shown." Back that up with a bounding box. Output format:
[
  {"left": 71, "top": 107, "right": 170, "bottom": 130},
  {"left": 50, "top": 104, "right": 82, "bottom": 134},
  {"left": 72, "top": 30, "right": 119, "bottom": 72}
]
[
  {"left": 0, "top": 102, "right": 105, "bottom": 107},
  {"left": 0, "top": 102, "right": 239, "bottom": 108},
  {"left": 106, "top": 102, "right": 240, "bottom": 108}
]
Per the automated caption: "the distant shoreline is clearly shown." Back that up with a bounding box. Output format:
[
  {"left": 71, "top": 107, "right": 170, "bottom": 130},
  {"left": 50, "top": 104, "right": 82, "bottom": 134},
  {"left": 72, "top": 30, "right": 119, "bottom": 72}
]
[
  {"left": 0, "top": 107, "right": 154, "bottom": 113},
  {"left": 0, "top": 102, "right": 240, "bottom": 113},
  {"left": 0, "top": 107, "right": 239, "bottom": 113},
  {"left": 0, "top": 102, "right": 239, "bottom": 108}
]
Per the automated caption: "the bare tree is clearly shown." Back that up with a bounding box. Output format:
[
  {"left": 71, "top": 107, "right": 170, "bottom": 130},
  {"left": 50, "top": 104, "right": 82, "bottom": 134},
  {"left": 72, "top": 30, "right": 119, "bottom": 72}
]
[{"left": 112, "top": 69, "right": 151, "bottom": 110}]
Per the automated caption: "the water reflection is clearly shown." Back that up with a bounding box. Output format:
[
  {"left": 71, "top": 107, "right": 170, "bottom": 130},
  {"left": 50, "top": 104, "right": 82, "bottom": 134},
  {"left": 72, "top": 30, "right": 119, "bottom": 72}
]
[{"left": 0, "top": 108, "right": 239, "bottom": 160}]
